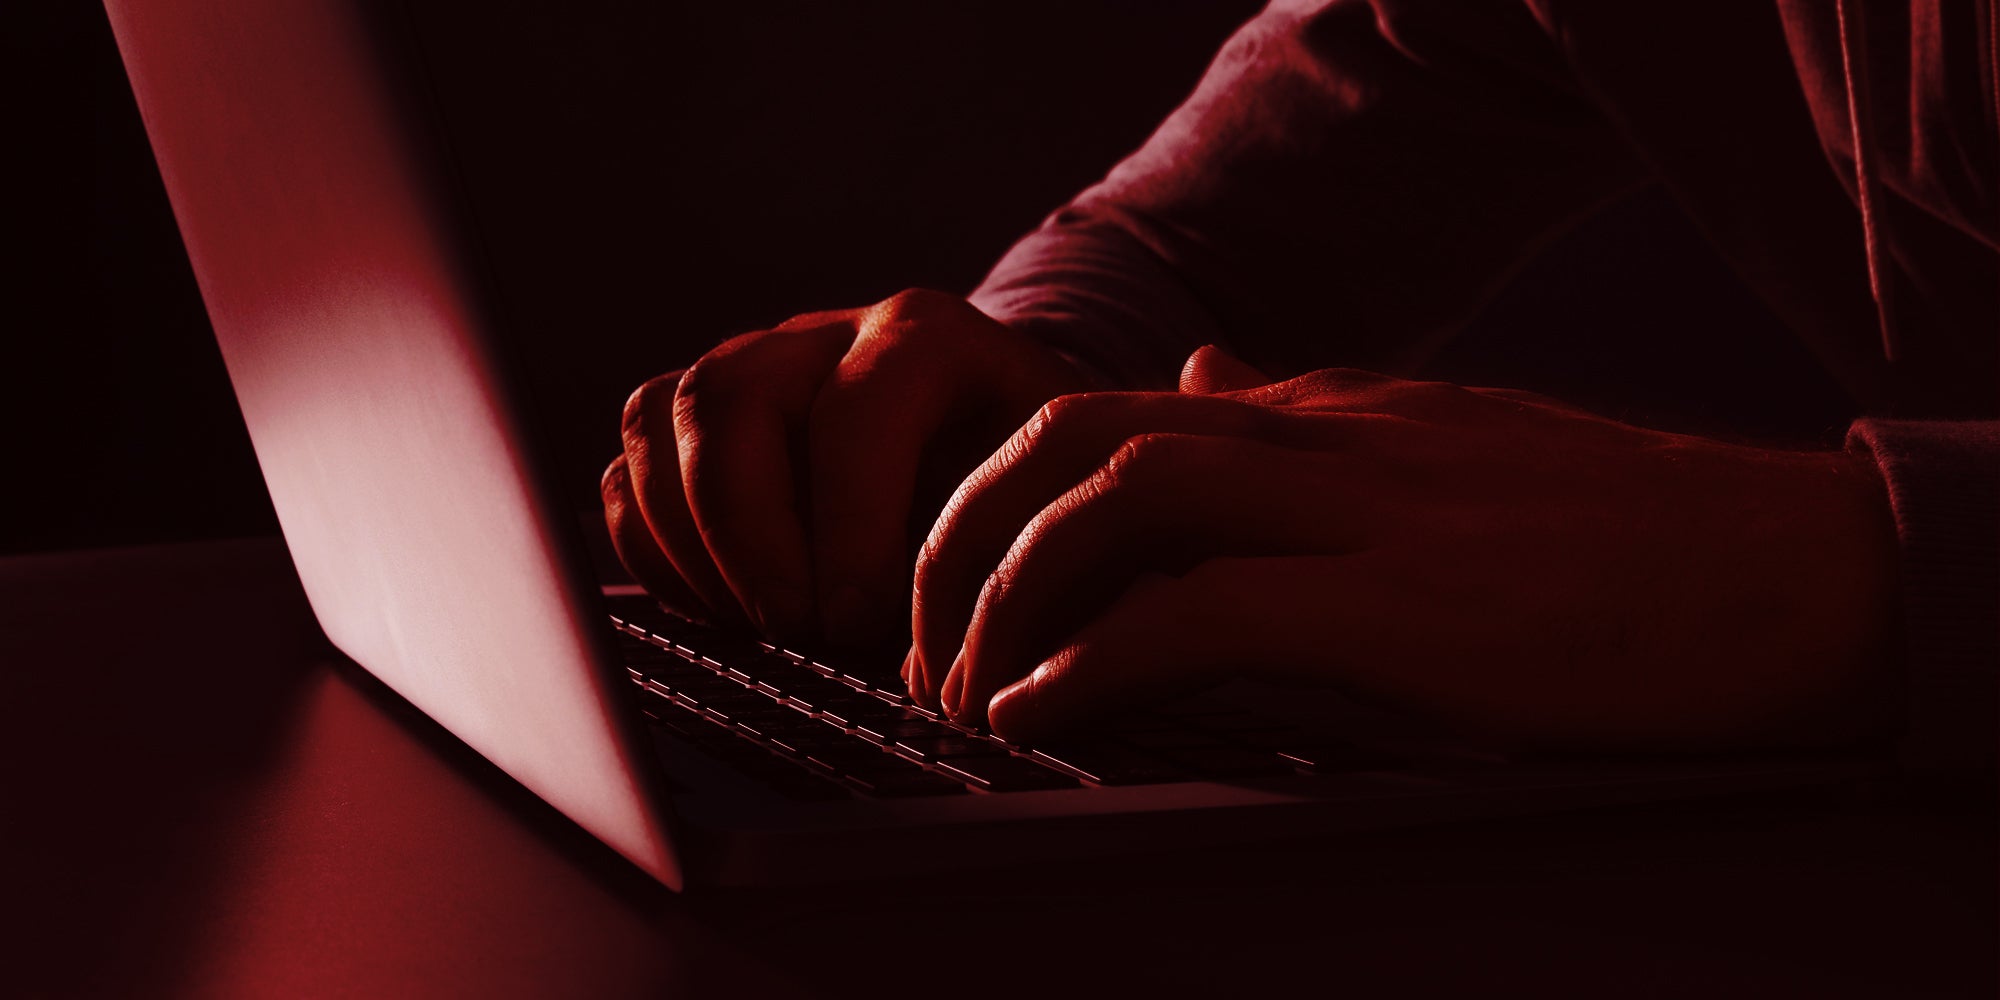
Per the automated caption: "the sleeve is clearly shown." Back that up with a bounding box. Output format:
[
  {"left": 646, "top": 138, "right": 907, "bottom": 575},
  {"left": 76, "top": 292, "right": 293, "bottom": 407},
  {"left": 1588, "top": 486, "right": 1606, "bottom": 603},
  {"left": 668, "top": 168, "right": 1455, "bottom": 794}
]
[
  {"left": 969, "top": 0, "right": 1650, "bottom": 389},
  {"left": 1845, "top": 419, "right": 2000, "bottom": 773}
]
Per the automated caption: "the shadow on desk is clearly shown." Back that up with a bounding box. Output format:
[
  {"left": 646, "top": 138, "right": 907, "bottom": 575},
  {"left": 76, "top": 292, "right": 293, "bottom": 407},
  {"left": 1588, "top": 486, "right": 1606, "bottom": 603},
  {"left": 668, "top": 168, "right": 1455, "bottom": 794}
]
[{"left": 6, "top": 539, "right": 1992, "bottom": 999}]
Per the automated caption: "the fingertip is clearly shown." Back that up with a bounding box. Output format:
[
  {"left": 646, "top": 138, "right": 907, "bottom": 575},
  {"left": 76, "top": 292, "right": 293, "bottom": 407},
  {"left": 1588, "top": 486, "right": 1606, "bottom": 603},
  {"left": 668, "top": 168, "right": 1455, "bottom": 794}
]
[
  {"left": 909, "top": 626, "right": 952, "bottom": 712},
  {"left": 986, "top": 670, "right": 1042, "bottom": 744},
  {"left": 1177, "top": 344, "right": 1269, "bottom": 395},
  {"left": 940, "top": 654, "right": 968, "bottom": 721},
  {"left": 600, "top": 453, "right": 629, "bottom": 495},
  {"left": 907, "top": 648, "right": 943, "bottom": 711}
]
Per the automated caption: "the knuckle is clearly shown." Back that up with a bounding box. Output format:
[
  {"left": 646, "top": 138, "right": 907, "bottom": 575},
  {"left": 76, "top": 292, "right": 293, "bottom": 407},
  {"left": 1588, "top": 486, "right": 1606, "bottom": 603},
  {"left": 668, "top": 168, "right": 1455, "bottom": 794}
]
[
  {"left": 672, "top": 355, "right": 728, "bottom": 426},
  {"left": 869, "top": 289, "right": 988, "bottom": 340},
  {"left": 807, "top": 363, "right": 879, "bottom": 432},
  {"left": 599, "top": 456, "right": 629, "bottom": 501},
  {"left": 882, "top": 287, "right": 952, "bottom": 315},
  {"left": 621, "top": 371, "right": 683, "bottom": 434},
  {"left": 1025, "top": 392, "right": 1095, "bottom": 442},
  {"left": 1102, "top": 432, "right": 1188, "bottom": 484},
  {"left": 1404, "top": 379, "right": 1471, "bottom": 402},
  {"left": 772, "top": 308, "right": 855, "bottom": 333},
  {"left": 914, "top": 489, "right": 972, "bottom": 579},
  {"left": 911, "top": 543, "right": 951, "bottom": 608},
  {"left": 913, "top": 531, "right": 944, "bottom": 581}
]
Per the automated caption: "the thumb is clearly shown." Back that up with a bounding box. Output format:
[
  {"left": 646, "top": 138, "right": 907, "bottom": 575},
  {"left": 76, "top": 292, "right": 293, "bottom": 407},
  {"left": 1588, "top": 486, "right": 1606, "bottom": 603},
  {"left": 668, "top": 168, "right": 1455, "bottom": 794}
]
[{"left": 1178, "top": 344, "right": 1271, "bottom": 394}]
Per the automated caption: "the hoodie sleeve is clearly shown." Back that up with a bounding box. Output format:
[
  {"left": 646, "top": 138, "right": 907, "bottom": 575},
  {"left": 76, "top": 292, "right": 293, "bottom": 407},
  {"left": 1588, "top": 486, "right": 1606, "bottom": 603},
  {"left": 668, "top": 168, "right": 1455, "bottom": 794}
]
[
  {"left": 1846, "top": 419, "right": 2000, "bottom": 773},
  {"left": 969, "top": 0, "right": 1647, "bottom": 388}
]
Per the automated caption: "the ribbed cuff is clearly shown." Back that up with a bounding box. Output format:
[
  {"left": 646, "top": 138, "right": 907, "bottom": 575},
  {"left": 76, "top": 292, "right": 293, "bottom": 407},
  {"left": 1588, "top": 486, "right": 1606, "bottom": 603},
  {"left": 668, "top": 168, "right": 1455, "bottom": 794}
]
[
  {"left": 1845, "top": 418, "right": 2000, "bottom": 773},
  {"left": 969, "top": 208, "right": 1227, "bottom": 392}
]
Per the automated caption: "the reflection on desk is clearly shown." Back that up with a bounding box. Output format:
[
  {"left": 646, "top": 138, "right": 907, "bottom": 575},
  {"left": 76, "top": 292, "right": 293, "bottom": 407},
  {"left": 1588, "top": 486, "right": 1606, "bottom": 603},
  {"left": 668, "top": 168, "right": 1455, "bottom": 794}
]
[{"left": 5, "top": 538, "right": 1992, "bottom": 998}]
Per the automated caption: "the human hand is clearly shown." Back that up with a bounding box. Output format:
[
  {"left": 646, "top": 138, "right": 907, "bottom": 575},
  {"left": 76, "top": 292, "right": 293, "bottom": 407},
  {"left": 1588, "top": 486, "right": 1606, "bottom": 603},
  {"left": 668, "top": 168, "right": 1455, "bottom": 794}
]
[
  {"left": 602, "top": 289, "right": 1093, "bottom": 647},
  {"left": 911, "top": 346, "right": 1902, "bottom": 751}
]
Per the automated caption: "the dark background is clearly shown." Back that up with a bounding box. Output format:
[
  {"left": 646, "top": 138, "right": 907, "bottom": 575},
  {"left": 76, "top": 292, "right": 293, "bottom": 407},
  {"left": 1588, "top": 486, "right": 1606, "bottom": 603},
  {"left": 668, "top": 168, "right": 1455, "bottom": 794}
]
[{"left": 5, "top": 0, "right": 1855, "bottom": 557}]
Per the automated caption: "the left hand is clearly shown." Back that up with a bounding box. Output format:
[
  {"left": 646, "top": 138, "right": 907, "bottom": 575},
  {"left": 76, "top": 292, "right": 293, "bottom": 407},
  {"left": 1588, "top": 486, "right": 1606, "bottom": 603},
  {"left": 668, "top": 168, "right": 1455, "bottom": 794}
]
[{"left": 909, "top": 346, "right": 1902, "bottom": 751}]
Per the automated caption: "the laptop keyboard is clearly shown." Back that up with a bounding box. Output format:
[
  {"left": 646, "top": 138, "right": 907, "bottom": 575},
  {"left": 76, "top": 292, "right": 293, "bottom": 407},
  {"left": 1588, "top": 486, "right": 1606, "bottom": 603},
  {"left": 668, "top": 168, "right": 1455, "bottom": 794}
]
[{"left": 606, "top": 596, "right": 1390, "bottom": 801}]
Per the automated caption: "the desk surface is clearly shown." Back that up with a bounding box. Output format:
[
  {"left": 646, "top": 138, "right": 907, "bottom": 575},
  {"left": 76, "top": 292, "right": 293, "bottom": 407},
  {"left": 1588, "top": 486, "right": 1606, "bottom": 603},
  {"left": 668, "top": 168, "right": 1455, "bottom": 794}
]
[{"left": 5, "top": 538, "right": 1993, "bottom": 998}]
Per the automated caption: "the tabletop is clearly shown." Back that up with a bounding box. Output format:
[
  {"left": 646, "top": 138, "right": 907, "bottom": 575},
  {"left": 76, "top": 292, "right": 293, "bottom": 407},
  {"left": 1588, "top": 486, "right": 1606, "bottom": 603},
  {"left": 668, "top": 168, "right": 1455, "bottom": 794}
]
[{"left": 5, "top": 538, "right": 1993, "bottom": 998}]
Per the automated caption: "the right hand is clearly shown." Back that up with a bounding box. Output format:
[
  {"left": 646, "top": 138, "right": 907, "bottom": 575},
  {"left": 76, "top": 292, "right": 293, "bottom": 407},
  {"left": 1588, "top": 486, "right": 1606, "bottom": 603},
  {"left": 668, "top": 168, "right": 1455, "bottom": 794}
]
[{"left": 602, "top": 289, "right": 1094, "bottom": 649}]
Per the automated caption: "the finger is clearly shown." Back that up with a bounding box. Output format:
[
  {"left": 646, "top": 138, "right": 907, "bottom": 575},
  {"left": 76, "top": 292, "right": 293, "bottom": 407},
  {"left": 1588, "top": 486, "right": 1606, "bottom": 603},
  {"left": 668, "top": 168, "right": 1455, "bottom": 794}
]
[
  {"left": 909, "top": 392, "right": 1381, "bottom": 705},
  {"left": 1218, "top": 366, "right": 1403, "bottom": 408},
  {"left": 674, "top": 326, "right": 854, "bottom": 641},
  {"left": 601, "top": 456, "right": 709, "bottom": 618},
  {"left": 1468, "top": 385, "right": 1600, "bottom": 416},
  {"left": 944, "top": 434, "right": 1364, "bottom": 724},
  {"left": 988, "top": 554, "right": 1428, "bottom": 743},
  {"left": 807, "top": 320, "right": 958, "bottom": 648},
  {"left": 909, "top": 391, "right": 1276, "bottom": 704},
  {"left": 621, "top": 372, "right": 745, "bottom": 625},
  {"left": 985, "top": 557, "right": 1368, "bottom": 744},
  {"left": 1177, "top": 344, "right": 1272, "bottom": 394},
  {"left": 992, "top": 545, "right": 1686, "bottom": 750}
]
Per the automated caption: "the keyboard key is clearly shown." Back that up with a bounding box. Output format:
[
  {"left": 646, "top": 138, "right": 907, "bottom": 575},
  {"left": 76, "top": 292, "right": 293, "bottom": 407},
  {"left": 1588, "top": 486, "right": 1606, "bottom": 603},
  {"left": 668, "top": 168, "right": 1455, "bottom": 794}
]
[
  {"left": 682, "top": 633, "right": 777, "bottom": 665},
  {"left": 842, "top": 762, "right": 970, "bottom": 797},
  {"left": 615, "top": 643, "right": 682, "bottom": 665},
  {"left": 809, "top": 652, "right": 904, "bottom": 691},
  {"left": 766, "top": 720, "right": 854, "bottom": 755},
  {"left": 902, "top": 703, "right": 947, "bottom": 723},
  {"left": 617, "top": 612, "right": 701, "bottom": 643},
  {"left": 935, "top": 755, "right": 1081, "bottom": 792},
  {"left": 814, "top": 696, "right": 902, "bottom": 727},
  {"left": 697, "top": 691, "right": 779, "bottom": 717},
  {"left": 1028, "top": 742, "right": 1188, "bottom": 785},
  {"left": 772, "top": 675, "right": 861, "bottom": 709},
  {"left": 805, "top": 741, "right": 906, "bottom": 775},
  {"left": 853, "top": 713, "right": 956, "bottom": 745},
  {"left": 622, "top": 617, "right": 1112, "bottom": 798},
  {"left": 633, "top": 661, "right": 718, "bottom": 687},
  {"left": 667, "top": 676, "right": 746, "bottom": 703},
  {"left": 641, "top": 699, "right": 707, "bottom": 739},
  {"left": 892, "top": 733, "right": 1011, "bottom": 760},
  {"left": 719, "top": 708, "right": 805, "bottom": 736}
]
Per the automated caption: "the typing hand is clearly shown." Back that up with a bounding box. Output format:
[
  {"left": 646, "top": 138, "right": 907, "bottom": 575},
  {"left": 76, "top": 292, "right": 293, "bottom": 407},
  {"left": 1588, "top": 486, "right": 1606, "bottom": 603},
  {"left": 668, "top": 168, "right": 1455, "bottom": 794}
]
[
  {"left": 911, "top": 346, "right": 1901, "bottom": 751},
  {"left": 602, "top": 290, "right": 1090, "bottom": 647}
]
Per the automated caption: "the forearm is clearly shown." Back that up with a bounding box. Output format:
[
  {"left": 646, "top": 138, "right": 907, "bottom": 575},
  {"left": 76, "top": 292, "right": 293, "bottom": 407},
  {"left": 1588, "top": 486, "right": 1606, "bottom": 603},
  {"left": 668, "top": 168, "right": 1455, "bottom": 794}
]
[{"left": 972, "top": 0, "right": 1648, "bottom": 387}]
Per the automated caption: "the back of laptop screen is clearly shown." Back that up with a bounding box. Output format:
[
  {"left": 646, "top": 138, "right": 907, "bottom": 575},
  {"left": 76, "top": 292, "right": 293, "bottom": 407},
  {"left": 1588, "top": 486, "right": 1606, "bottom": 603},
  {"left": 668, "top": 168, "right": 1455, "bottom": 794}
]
[{"left": 103, "top": 0, "right": 681, "bottom": 887}]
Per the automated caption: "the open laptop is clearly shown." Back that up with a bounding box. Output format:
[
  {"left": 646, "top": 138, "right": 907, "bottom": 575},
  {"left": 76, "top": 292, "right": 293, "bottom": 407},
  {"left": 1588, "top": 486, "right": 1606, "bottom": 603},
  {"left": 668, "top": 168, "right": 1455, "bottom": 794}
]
[{"left": 104, "top": 0, "right": 1874, "bottom": 889}]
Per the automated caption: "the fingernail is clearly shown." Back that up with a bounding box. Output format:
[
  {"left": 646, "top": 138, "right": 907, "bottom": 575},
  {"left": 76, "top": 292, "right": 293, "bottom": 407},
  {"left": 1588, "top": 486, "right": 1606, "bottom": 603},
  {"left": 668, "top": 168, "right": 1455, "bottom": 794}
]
[
  {"left": 941, "top": 651, "right": 967, "bottom": 719},
  {"left": 898, "top": 646, "right": 916, "bottom": 688},
  {"left": 986, "top": 677, "right": 1029, "bottom": 741}
]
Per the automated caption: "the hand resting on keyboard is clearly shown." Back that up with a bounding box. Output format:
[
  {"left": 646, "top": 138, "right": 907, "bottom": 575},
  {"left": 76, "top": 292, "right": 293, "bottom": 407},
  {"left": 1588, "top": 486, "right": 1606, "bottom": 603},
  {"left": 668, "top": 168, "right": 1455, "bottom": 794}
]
[
  {"left": 601, "top": 289, "right": 1089, "bottom": 650},
  {"left": 907, "top": 346, "right": 1901, "bottom": 753}
]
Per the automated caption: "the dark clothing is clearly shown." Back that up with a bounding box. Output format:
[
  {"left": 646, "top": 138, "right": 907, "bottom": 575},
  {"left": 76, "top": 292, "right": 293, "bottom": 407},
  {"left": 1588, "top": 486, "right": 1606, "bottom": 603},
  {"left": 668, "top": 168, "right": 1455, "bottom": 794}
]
[{"left": 970, "top": 0, "right": 1998, "bottom": 768}]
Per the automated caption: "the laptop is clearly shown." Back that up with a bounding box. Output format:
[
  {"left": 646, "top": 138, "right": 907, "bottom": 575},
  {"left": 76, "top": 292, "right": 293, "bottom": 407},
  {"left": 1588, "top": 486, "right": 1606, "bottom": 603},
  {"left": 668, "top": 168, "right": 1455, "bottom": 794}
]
[{"left": 103, "top": 0, "right": 1874, "bottom": 889}]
